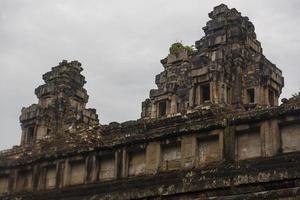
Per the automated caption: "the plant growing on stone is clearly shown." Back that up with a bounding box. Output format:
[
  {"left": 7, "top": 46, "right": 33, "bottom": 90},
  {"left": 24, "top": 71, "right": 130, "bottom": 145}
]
[{"left": 169, "top": 42, "right": 194, "bottom": 55}]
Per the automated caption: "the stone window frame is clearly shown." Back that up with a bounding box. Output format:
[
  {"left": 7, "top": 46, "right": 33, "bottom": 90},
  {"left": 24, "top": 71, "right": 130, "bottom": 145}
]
[
  {"left": 193, "top": 82, "right": 212, "bottom": 106},
  {"left": 25, "top": 126, "right": 36, "bottom": 145},
  {"left": 268, "top": 88, "right": 278, "bottom": 106},
  {"left": 246, "top": 88, "right": 256, "bottom": 104},
  {"left": 16, "top": 168, "right": 33, "bottom": 192},
  {"left": 66, "top": 157, "right": 87, "bottom": 186},
  {"left": 160, "top": 138, "right": 182, "bottom": 171},
  {"left": 39, "top": 163, "right": 58, "bottom": 191},
  {"left": 278, "top": 120, "right": 300, "bottom": 154},
  {"left": 154, "top": 96, "right": 171, "bottom": 118},
  {"left": 158, "top": 101, "right": 167, "bottom": 117},
  {"left": 127, "top": 146, "right": 147, "bottom": 177},
  {"left": 235, "top": 123, "right": 262, "bottom": 160},
  {"left": 96, "top": 152, "right": 116, "bottom": 181},
  {"left": 196, "top": 131, "right": 221, "bottom": 166}
]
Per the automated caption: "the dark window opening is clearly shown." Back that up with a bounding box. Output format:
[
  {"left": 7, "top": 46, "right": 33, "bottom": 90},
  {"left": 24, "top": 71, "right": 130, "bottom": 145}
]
[
  {"left": 158, "top": 101, "right": 167, "bottom": 117},
  {"left": 47, "top": 128, "right": 51, "bottom": 135},
  {"left": 201, "top": 84, "right": 210, "bottom": 103},
  {"left": 26, "top": 127, "right": 35, "bottom": 144},
  {"left": 269, "top": 89, "right": 275, "bottom": 106},
  {"left": 247, "top": 89, "right": 255, "bottom": 103},
  {"left": 226, "top": 86, "right": 231, "bottom": 104}
]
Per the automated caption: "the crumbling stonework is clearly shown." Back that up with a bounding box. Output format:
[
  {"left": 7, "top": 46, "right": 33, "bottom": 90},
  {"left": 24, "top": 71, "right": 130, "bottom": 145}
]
[
  {"left": 0, "top": 4, "right": 299, "bottom": 200},
  {"left": 19, "top": 60, "right": 99, "bottom": 146}
]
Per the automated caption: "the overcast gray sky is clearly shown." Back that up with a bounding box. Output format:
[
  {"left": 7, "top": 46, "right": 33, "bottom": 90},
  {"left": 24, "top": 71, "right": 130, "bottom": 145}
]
[{"left": 0, "top": 0, "right": 299, "bottom": 150}]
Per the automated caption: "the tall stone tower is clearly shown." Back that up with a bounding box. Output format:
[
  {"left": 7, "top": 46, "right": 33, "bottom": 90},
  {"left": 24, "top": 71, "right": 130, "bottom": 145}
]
[
  {"left": 19, "top": 60, "right": 99, "bottom": 146},
  {"left": 142, "top": 4, "right": 284, "bottom": 119}
]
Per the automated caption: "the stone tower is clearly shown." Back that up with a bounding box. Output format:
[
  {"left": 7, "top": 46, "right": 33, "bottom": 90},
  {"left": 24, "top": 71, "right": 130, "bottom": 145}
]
[
  {"left": 141, "top": 4, "right": 284, "bottom": 119},
  {"left": 19, "top": 60, "right": 99, "bottom": 146}
]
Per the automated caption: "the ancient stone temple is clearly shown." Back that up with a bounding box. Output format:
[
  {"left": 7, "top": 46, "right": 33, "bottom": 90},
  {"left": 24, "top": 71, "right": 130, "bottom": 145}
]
[{"left": 0, "top": 4, "right": 299, "bottom": 200}]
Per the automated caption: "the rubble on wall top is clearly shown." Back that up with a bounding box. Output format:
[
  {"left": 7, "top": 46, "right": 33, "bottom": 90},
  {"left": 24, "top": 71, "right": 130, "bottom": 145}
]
[{"left": 2, "top": 97, "right": 300, "bottom": 168}]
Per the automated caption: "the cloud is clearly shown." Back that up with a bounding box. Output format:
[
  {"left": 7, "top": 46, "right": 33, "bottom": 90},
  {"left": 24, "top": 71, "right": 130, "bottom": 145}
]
[{"left": 0, "top": 0, "right": 299, "bottom": 150}]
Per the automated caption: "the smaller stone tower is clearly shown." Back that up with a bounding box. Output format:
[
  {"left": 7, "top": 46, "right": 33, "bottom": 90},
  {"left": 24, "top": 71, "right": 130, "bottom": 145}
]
[{"left": 19, "top": 60, "right": 99, "bottom": 146}]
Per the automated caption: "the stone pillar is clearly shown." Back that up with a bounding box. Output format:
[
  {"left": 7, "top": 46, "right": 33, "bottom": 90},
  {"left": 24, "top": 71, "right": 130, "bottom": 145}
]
[
  {"left": 195, "top": 85, "right": 201, "bottom": 105},
  {"left": 20, "top": 129, "right": 26, "bottom": 146},
  {"left": 217, "top": 129, "right": 224, "bottom": 160},
  {"left": 166, "top": 99, "right": 171, "bottom": 116},
  {"left": 232, "top": 63, "right": 242, "bottom": 107},
  {"left": 261, "top": 120, "right": 280, "bottom": 157},
  {"left": 258, "top": 87, "right": 263, "bottom": 105},
  {"left": 253, "top": 87, "right": 258, "bottom": 104},
  {"left": 122, "top": 149, "right": 129, "bottom": 177},
  {"left": 151, "top": 103, "right": 157, "bottom": 118},
  {"left": 63, "top": 159, "right": 70, "bottom": 187},
  {"left": 181, "top": 135, "right": 197, "bottom": 169},
  {"left": 32, "top": 165, "right": 40, "bottom": 192},
  {"left": 264, "top": 87, "right": 269, "bottom": 105},
  {"left": 224, "top": 125, "right": 236, "bottom": 161},
  {"left": 211, "top": 81, "right": 218, "bottom": 104},
  {"left": 259, "top": 86, "right": 268, "bottom": 106},
  {"left": 86, "top": 154, "right": 96, "bottom": 183},
  {"left": 170, "top": 95, "right": 177, "bottom": 115},
  {"left": 93, "top": 154, "right": 99, "bottom": 182},
  {"left": 57, "top": 161, "right": 65, "bottom": 188},
  {"left": 189, "top": 88, "right": 194, "bottom": 108},
  {"left": 37, "top": 167, "right": 45, "bottom": 191},
  {"left": 145, "top": 142, "right": 161, "bottom": 174}
]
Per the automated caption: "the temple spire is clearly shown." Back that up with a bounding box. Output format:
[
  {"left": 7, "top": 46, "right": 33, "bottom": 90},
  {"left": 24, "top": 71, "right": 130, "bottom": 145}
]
[{"left": 20, "top": 60, "right": 99, "bottom": 146}]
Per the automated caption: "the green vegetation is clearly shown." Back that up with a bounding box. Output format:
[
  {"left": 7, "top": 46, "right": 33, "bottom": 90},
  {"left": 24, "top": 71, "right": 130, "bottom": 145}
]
[{"left": 169, "top": 42, "right": 194, "bottom": 55}]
